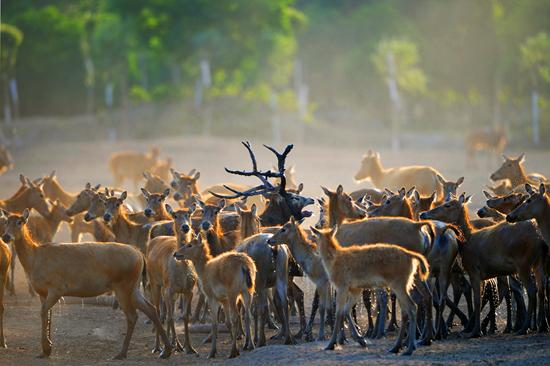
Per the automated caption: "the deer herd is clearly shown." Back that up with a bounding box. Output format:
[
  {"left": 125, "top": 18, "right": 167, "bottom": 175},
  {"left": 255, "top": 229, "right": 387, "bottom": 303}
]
[{"left": 0, "top": 141, "right": 548, "bottom": 361}]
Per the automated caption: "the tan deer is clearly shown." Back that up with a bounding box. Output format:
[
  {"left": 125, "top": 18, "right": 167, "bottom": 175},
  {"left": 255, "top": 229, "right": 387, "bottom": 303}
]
[
  {"left": 354, "top": 150, "right": 444, "bottom": 199},
  {"left": 146, "top": 203, "right": 197, "bottom": 354},
  {"left": 0, "top": 228, "right": 11, "bottom": 348},
  {"left": 465, "top": 125, "right": 507, "bottom": 168},
  {"left": 142, "top": 188, "right": 172, "bottom": 221},
  {"left": 420, "top": 193, "right": 548, "bottom": 336},
  {"left": 490, "top": 153, "right": 547, "bottom": 191},
  {"left": 0, "top": 145, "right": 14, "bottom": 176},
  {"left": 267, "top": 218, "right": 331, "bottom": 341},
  {"left": 1, "top": 209, "right": 172, "bottom": 359},
  {"left": 483, "top": 190, "right": 526, "bottom": 214},
  {"left": 310, "top": 226, "right": 429, "bottom": 356},
  {"left": 27, "top": 200, "right": 73, "bottom": 244},
  {"left": 108, "top": 146, "right": 160, "bottom": 190},
  {"left": 174, "top": 233, "right": 256, "bottom": 359},
  {"left": 507, "top": 183, "right": 550, "bottom": 245}
]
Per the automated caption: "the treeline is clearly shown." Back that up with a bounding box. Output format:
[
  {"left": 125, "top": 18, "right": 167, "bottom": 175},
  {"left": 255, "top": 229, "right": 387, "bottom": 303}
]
[{"left": 2, "top": 0, "right": 550, "bottom": 142}]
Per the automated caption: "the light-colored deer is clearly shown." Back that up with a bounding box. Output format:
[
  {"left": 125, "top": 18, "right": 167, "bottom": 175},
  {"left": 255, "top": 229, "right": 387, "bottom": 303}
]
[
  {"left": 27, "top": 200, "right": 73, "bottom": 244},
  {"left": 267, "top": 218, "right": 331, "bottom": 341},
  {"left": 1, "top": 209, "right": 172, "bottom": 359},
  {"left": 146, "top": 203, "right": 197, "bottom": 354},
  {"left": 108, "top": 146, "right": 160, "bottom": 190},
  {"left": 310, "top": 226, "right": 429, "bottom": 356},
  {"left": 151, "top": 157, "right": 173, "bottom": 182},
  {"left": 174, "top": 233, "right": 256, "bottom": 359},
  {"left": 490, "top": 153, "right": 547, "bottom": 191},
  {"left": 354, "top": 150, "right": 444, "bottom": 199}
]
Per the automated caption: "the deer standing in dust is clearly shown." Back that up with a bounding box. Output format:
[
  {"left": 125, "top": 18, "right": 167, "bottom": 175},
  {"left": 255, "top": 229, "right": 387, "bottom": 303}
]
[
  {"left": 310, "top": 226, "right": 430, "bottom": 356},
  {"left": 490, "top": 153, "right": 547, "bottom": 192},
  {"left": 174, "top": 233, "right": 256, "bottom": 359},
  {"left": 146, "top": 204, "right": 197, "bottom": 354},
  {"left": 465, "top": 124, "right": 507, "bottom": 168},
  {"left": 354, "top": 150, "right": 444, "bottom": 200},
  {"left": 108, "top": 146, "right": 160, "bottom": 190},
  {"left": 1, "top": 209, "right": 172, "bottom": 359},
  {"left": 420, "top": 193, "right": 548, "bottom": 336}
]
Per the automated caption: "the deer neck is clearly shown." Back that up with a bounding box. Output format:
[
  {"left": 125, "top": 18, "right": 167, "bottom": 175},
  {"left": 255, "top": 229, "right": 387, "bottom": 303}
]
[
  {"left": 50, "top": 180, "right": 76, "bottom": 206},
  {"left": 190, "top": 249, "right": 210, "bottom": 282},
  {"left": 368, "top": 159, "right": 389, "bottom": 188},
  {"left": 175, "top": 228, "right": 192, "bottom": 246},
  {"left": 205, "top": 229, "right": 222, "bottom": 256},
  {"left": 156, "top": 206, "right": 171, "bottom": 221},
  {"left": 111, "top": 211, "right": 140, "bottom": 243},
  {"left": 3, "top": 191, "right": 36, "bottom": 214},
  {"left": 510, "top": 165, "right": 528, "bottom": 188},
  {"left": 327, "top": 197, "right": 344, "bottom": 228},
  {"left": 240, "top": 219, "right": 259, "bottom": 240},
  {"left": 456, "top": 208, "right": 474, "bottom": 240},
  {"left": 45, "top": 213, "right": 65, "bottom": 239},
  {"left": 13, "top": 226, "right": 38, "bottom": 275},
  {"left": 289, "top": 228, "right": 315, "bottom": 274}
]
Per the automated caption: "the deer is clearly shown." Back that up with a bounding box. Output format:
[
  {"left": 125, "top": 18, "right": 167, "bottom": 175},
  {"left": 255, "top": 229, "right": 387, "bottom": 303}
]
[
  {"left": 142, "top": 188, "right": 172, "bottom": 221},
  {"left": 465, "top": 124, "right": 507, "bottom": 168},
  {"left": 0, "top": 145, "right": 14, "bottom": 176},
  {"left": 477, "top": 206, "right": 505, "bottom": 222},
  {"left": 0, "top": 222, "right": 11, "bottom": 348},
  {"left": 437, "top": 175, "right": 464, "bottom": 202},
  {"left": 146, "top": 204, "right": 197, "bottom": 354},
  {"left": 27, "top": 200, "right": 73, "bottom": 244},
  {"left": 2, "top": 175, "right": 51, "bottom": 294},
  {"left": 507, "top": 183, "right": 550, "bottom": 245},
  {"left": 486, "top": 180, "right": 513, "bottom": 196},
  {"left": 321, "top": 184, "right": 434, "bottom": 343},
  {"left": 490, "top": 153, "right": 547, "bottom": 191},
  {"left": 174, "top": 233, "right": 256, "bottom": 359},
  {"left": 0, "top": 208, "right": 172, "bottom": 359},
  {"left": 484, "top": 191, "right": 526, "bottom": 214},
  {"left": 108, "top": 146, "right": 160, "bottom": 190},
  {"left": 354, "top": 150, "right": 444, "bottom": 200},
  {"left": 267, "top": 218, "right": 331, "bottom": 342},
  {"left": 420, "top": 193, "right": 548, "bottom": 336},
  {"left": 310, "top": 226, "right": 430, "bottom": 356}
]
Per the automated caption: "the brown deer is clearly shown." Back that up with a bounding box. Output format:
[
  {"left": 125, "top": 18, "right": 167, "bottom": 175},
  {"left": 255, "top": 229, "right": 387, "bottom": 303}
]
[
  {"left": 174, "top": 233, "right": 256, "bottom": 359},
  {"left": 465, "top": 125, "right": 507, "bottom": 168},
  {"left": 146, "top": 204, "right": 197, "bottom": 354},
  {"left": 27, "top": 200, "right": 73, "bottom": 243},
  {"left": 410, "top": 191, "right": 437, "bottom": 220},
  {"left": 476, "top": 206, "right": 505, "bottom": 222},
  {"left": 0, "top": 227, "right": 10, "bottom": 348},
  {"left": 354, "top": 150, "right": 444, "bottom": 199},
  {"left": 0, "top": 145, "right": 14, "bottom": 176},
  {"left": 268, "top": 218, "right": 331, "bottom": 341},
  {"left": 507, "top": 183, "right": 550, "bottom": 245},
  {"left": 436, "top": 175, "right": 464, "bottom": 202},
  {"left": 310, "top": 226, "right": 429, "bottom": 356},
  {"left": 108, "top": 146, "right": 160, "bottom": 190},
  {"left": 420, "top": 193, "right": 548, "bottom": 336},
  {"left": 1, "top": 209, "right": 172, "bottom": 359},
  {"left": 484, "top": 191, "right": 526, "bottom": 214},
  {"left": 490, "top": 153, "right": 547, "bottom": 191},
  {"left": 142, "top": 188, "right": 172, "bottom": 221}
]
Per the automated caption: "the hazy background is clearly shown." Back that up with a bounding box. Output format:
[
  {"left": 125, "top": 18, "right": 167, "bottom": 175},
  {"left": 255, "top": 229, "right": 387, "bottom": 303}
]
[{"left": 2, "top": 0, "right": 550, "bottom": 150}]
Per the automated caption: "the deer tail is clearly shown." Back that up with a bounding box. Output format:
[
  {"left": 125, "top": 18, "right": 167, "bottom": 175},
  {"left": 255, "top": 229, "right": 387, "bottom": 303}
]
[
  {"left": 242, "top": 266, "right": 254, "bottom": 290},
  {"left": 410, "top": 251, "right": 430, "bottom": 281}
]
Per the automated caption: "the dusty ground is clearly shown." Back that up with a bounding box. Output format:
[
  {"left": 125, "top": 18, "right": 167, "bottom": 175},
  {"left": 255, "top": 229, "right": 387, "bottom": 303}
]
[{"left": 1, "top": 135, "right": 550, "bottom": 365}]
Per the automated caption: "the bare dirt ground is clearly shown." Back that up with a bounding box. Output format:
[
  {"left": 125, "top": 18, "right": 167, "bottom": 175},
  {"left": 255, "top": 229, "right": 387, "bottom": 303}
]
[{"left": 1, "top": 135, "right": 550, "bottom": 365}]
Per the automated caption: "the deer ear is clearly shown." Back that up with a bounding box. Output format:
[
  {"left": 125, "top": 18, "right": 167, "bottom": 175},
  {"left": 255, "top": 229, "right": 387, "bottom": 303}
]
[
  {"left": 336, "top": 185, "right": 344, "bottom": 195},
  {"left": 330, "top": 225, "right": 338, "bottom": 238},
  {"left": 170, "top": 168, "right": 178, "bottom": 179},
  {"left": 189, "top": 201, "right": 197, "bottom": 214},
  {"left": 165, "top": 204, "right": 174, "bottom": 217},
  {"left": 120, "top": 191, "right": 128, "bottom": 201},
  {"left": 19, "top": 174, "right": 26, "bottom": 186},
  {"left": 458, "top": 193, "right": 466, "bottom": 203},
  {"left": 517, "top": 153, "right": 525, "bottom": 164},
  {"left": 414, "top": 190, "right": 420, "bottom": 201},
  {"left": 188, "top": 168, "right": 196, "bottom": 176},
  {"left": 143, "top": 172, "right": 151, "bottom": 180},
  {"left": 321, "top": 186, "right": 332, "bottom": 197},
  {"left": 398, "top": 187, "right": 406, "bottom": 197},
  {"left": 406, "top": 186, "right": 416, "bottom": 198},
  {"left": 85, "top": 182, "right": 91, "bottom": 189},
  {"left": 140, "top": 188, "right": 150, "bottom": 199},
  {"left": 93, "top": 184, "right": 101, "bottom": 191},
  {"left": 502, "top": 154, "right": 509, "bottom": 161},
  {"left": 525, "top": 184, "right": 534, "bottom": 195},
  {"left": 483, "top": 190, "right": 492, "bottom": 199},
  {"left": 22, "top": 208, "right": 29, "bottom": 222},
  {"left": 162, "top": 188, "right": 171, "bottom": 198},
  {"left": 250, "top": 203, "right": 257, "bottom": 216},
  {"left": 437, "top": 174, "right": 445, "bottom": 185},
  {"left": 456, "top": 177, "right": 464, "bottom": 186},
  {"left": 218, "top": 199, "right": 226, "bottom": 209},
  {"left": 540, "top": 183, "right": 546, "bottom": 195},
  {"left": 50, "top": 170, "right": 56, "bottom": 178},
  {"left": 193, "top": 172, "right": 201, "bottom": 181},
  {"left": 297, "top": 183, "right": 304, "bottom": 193}
]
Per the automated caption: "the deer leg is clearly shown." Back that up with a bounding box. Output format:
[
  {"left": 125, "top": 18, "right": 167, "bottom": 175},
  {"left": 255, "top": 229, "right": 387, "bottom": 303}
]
[
  {"left": 242, "top": 290, "right": 255, "bottom": 351},
  {"left": 8, "top": 248, "right": 15, "bottom": 296},
  {"left": 192, "top": 293, "right": 205, "bottom": 323},
  {"left": 258, "top": 290, "right": 268, "bottom": 347},
  {"left": 164, "top": 288, "right": 183, "bottom": 352},
  {"left": 373, "top": 289, "right": 388, "bottom": 339},
  {"left": 207, "top": 299, "right": 220, "bottom": 358},
  {"left": 325, "top": 290, "right": 346, "bottom": 350},
  {"left": 150, "top": 284, "right": 162, "bottom": 353},
  {"left": 362, "top": 289, "right": 374, "bottom": 338},
  {"left": 305, "top": 289, "right": 319, "bottom": 341},
  {"left": 317, "top": 284, "right": 329, "bottom": 341},
  {"left": 534, "top": 266, "right": 549, "bottom": 332},
  {"left": 345, "top": 291, "right": 366, "bottom": 348},
  {"left": 463, "top": 274, "right": 482, "bottom": 338},
  {"left": 38, "top": 293, "right": 60, "bottom": 358},
  {"left": 291, "top": 281, "right": 306, "bottom": 339},
  {"left": 182, "top": 291, "right": 197, "bottom": 354},
  {"left": 387, "top": 292, "right": 398, "bottom": 332}
]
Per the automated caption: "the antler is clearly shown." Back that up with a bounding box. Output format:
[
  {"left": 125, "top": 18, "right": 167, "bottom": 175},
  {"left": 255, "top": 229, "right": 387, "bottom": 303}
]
[{"left": 210, "top": 142, "right": 292, "bottom": 200}]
